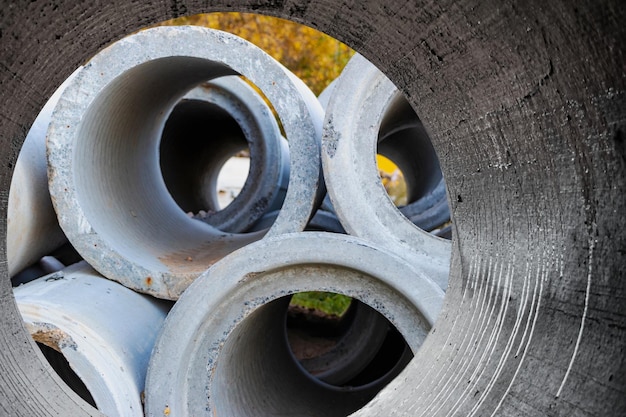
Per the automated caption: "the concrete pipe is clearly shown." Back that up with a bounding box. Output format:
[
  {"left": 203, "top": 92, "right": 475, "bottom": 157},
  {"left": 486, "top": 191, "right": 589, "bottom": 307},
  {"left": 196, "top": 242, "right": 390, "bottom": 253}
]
[
  {"left": 322, "top": 53, "right": 451, "bottom": 290},
  {"left": 249, "top": 211, "right": 386, "bottom": 386},
  {"left": 320, "top": 179, "right": 450, "bottom": 233},
  {"left": 402, "top": 182, "right": 451, "bottom": 232},
  {"left": 145, "top": 232, "right": 444, "bottom": 417},
  {"left": 376, "top": 89, "right": 447, "bottom": 220},
  {"left": 321, "top": 55, "right": 450, "bottom": 232},
  {"left": 6, "top": 68, "right": 81, "bottom": 278},
  {"left": 11, "top": 256, "right": 65, "bottom": 287},
  {"left": 1, "top": 2, "right": 624, "bottom": 417},
  {"left": 46, "top": 26, "right": 324, "bottom": 299},
  {"left": 159, "top": 76, "right": 290, "bottom": 233},
  {"left": 14, "top": 261, "right": 171, "bottom": 416}
]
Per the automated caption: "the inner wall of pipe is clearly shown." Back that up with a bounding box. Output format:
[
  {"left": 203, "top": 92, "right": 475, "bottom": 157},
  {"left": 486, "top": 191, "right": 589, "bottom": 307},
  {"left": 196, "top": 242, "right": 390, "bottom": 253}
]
[
  {"left": 193, "top": 266, "right": 431, "bottom": 415},
  {"left": 287, "top": 299, "right": 413, "bottom": 387},
  {"left": 160, "top": 99, "right": 248, "bottom": 214},
  {"left": 377, "top": 94, "right": 443, "bottom": 203},
  {"left": 159, "top": 76, "right": 288, "bottom": 234},
  {"left": 74, "top": 57, "right": 260, "bottom": 273},
  {"left": 36, "top": 343, "right": 97, "bottom": 408},
  {"left": 213, "top": 297, "right": 410, "bottom": 417}
]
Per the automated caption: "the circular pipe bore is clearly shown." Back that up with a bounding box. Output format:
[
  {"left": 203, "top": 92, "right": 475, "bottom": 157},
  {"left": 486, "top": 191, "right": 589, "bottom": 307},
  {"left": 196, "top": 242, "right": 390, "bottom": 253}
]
[
  {"left": 145, "top": 232, "right": 444, "bottom": 417},
  {"left": 46, "top": 26, "right": 324, "bottom": 299},
  {"left": 14, "top": 261, "right": 170, "bottom": 416},
  {"left": 289, "top": 299, "right": 399, "bottom": 386},
  {"left": 377, "top": 92, "right": 443, "bottom": 203},
  {"left": 322, "top": 54, "right": 451, "bottom": 290},
  {"left": 159, "top": 76, "right": 290, "bottom": 233},
  {"left": 376, "top": 107, "right": 451, "bottom": 230}
]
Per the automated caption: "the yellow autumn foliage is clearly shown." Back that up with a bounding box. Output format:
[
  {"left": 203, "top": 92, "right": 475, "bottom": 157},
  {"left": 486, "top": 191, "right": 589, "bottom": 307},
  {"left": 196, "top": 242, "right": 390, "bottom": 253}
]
[{"left": 159, "top": 13, "right": 354, "bottom": 96}]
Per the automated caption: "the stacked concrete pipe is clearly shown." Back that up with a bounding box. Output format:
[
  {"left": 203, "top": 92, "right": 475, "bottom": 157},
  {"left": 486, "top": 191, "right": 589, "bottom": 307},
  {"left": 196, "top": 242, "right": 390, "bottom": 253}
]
[
  {"left": 318, "top": 57, "right": 450, "bottom": 234},
  {"left": 46, "top": 26, "right": 324, "bottom": 300},
  {"left": 145, "top": 232, "right": 444, "bottom": 417},
  {"left": 247, "top": 208, "right": 346, "bottom": 234},
  {"left": 366, "top": 57, "right": 450, "bottom": 231},
  {"left": 6, "top": 69, "right": 81, "bottom": 278},
  {"left": 160, "top": 76, "right": 290, "bottom": 233},
  {"left": 14, "top": 261, "right": 170, "bottom": 417},
  {"left": 322, "top": 53, "right": 451, "bottom": 291}
]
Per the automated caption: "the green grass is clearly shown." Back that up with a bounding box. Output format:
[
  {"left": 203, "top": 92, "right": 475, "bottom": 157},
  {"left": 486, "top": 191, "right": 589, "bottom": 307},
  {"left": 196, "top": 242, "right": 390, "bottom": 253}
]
[{"left": 289, "top": 292, "right": 352, "bottom": 317}]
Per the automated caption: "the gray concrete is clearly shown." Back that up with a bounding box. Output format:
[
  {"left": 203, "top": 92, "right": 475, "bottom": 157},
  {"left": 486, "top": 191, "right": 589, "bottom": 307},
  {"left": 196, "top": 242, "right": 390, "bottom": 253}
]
[
  {"left": 160, "top": 77, "right": 290, "bottom": 233},
  {"left": 0, "top": 1, "right": 623, "bottom": 416},
  {"left": 6, "top": 69, "right": 80, "bottom": 277},
  {"left": 322, "top": 54, "right": 451, "bottom": 290},
  {"left": 46, "top": 26, "right": 324, "bottom": 300},
  {"left": 247, "top": 208, "right": 346, "bottom": 233},
  {"left": 14, "top": 262, "right": 170, "bottom": 417},
  {"left": 145, "top": 232, "right": 444, "bottom": 417}
]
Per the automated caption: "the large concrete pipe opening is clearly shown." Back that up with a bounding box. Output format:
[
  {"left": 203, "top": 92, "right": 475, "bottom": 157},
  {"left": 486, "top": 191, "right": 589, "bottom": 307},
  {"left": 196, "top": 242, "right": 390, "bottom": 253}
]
[
  {"left": 46, "top": 26, "right": 323, "bottom": 299},
  {"left": 210, "top": 295, "right": 411, "bottom": 416},
  {"left": 1, "top": 3, "right": 624, "bottom": 417},
  {"left": 145, "top": 233, "right": 444, "bottom": 416}
]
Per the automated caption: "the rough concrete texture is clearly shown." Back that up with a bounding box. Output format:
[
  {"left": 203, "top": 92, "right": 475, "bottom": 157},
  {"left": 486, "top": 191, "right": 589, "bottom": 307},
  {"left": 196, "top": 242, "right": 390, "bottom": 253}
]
[
  {"left": 145, "top": 232, "right": 444, "bottom": 417},
  {"left": 0, "top": 1, "right": 624, "bottom": 416},
  {"left": 45, "top": 26, "right": 323, "bottom": 300},
  {"left": 160, "top": 77, "right": 290, "bottom": 233},
  {"left": 321, "top": 55, "right": 451, "bottom": 233},
  {"left": 14, "top": 262, "right": 170, "bottom": 417},
  {"left": 322, "top": 54, "right": 451, "bottom": 290}
]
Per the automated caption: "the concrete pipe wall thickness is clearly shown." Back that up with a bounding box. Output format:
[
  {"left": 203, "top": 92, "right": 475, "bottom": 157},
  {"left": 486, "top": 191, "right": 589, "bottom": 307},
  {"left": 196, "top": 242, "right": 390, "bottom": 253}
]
[
  {"left": 46, "top": 26, "right": 324, "bottom": 300},
  {"left": 160, "top": 76, "right": 290, "bottom": 233},
  {"left": 145, "top": 232, "right": 444, "bottom": 417}
]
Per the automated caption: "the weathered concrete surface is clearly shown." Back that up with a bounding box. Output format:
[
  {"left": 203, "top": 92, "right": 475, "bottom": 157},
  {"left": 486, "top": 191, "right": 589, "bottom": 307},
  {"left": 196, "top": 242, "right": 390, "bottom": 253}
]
[
  {"left": 145, "top": 232, "right": 444, "bottom": 417},
  {"left": 322, "top": 54, "right": 451, "bottom": 291},
  {"left": 14, "top": 262, "right": 170, "bottom": 417},
  {"left": 0, "top": 1, "right": 624, "bottom": 416},
  {"left": 322, "top": 55, "right": 451, "bottom": 233},
  {"left": 46, "top": 26, "right": 323, "bottom": 300}
]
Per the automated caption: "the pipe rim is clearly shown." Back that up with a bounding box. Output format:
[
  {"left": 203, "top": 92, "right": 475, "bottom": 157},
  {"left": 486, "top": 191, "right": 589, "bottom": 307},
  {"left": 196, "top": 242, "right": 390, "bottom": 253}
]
[
  {"left": 322, "top": 54, "right": 451, "bottom": 289},
  {"left": 145, "top": 232, "right": 444, "bottom": 416},
  {"left": 46, "top": 26, "right": 323, "bottom": 299}
]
